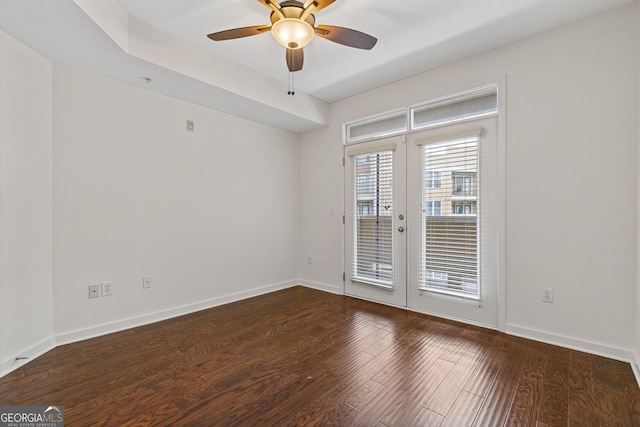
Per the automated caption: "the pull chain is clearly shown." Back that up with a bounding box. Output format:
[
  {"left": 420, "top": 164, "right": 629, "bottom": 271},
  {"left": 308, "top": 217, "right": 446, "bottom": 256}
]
[
  {"left": 288, "top": 71, "right": 295, "bottom": 95},
  {"left": 287, "top": 48, "right": 295, "bottom": 95}
]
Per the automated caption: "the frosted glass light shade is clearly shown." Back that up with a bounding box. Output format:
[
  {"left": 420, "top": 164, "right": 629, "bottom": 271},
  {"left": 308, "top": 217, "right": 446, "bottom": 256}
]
[{"left": 271, "top": 18, "right": 314, "bottom": 49}]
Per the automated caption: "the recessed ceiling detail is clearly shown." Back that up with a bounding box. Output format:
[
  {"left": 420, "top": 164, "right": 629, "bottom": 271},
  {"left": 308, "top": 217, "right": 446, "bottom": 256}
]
[{"left": 0, "top": 0, "right": 633, "bottom": 133}]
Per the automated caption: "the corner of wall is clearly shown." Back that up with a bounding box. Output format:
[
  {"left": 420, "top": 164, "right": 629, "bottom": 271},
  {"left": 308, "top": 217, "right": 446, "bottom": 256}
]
[
  {"left": 636, "top": 0, "right": 640, "bottom": 391},
  {"left": 632, "top": 350, "right": 640, "bottom": 388},
  {"left": 0, "top": 336, "right": 56, "bottom": 378},
  {"left": 0, "top": 29, "right": 55, "bottom": 380},
  {"left": 54, "top": 280, "right": 298, "bottom": 347}
]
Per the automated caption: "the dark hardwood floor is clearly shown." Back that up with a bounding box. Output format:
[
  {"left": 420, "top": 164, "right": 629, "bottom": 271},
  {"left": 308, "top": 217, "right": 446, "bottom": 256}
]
[{"left": 1, "top": 286, "right": 639, "bottom": 426}]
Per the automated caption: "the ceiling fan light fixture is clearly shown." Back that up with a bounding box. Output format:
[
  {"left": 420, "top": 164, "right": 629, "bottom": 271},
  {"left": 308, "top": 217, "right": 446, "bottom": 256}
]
[
  {"left": 271, "top": 18, "right": 314, "bottom": 49},
  {"left": 207, "top": 0, "right": 377, "bottom": 81}
]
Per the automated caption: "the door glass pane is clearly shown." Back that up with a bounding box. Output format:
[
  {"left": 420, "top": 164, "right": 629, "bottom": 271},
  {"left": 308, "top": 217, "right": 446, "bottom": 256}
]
[
  {"left": 352, "top": 150, "right": 394, "bottom": 286},
  {"left": 421, "top": 137, "right": 479, "bottom": 299}
]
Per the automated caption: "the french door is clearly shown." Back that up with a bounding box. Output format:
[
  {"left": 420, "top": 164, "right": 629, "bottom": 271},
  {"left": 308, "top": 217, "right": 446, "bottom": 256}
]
[
  {"left": 344, "top": 135, "right": 407, "bottom": 307},
  {"left": 345, "top": 118, "right": 498, "bottom": 327}
]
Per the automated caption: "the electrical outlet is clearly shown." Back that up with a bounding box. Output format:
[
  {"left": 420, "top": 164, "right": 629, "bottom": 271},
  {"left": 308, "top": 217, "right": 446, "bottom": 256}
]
[
  {"left": 101, "top": 281, "right": 112, "bottom": 296},
  {"left": 88, "top": 284, "right": 99, "bottom": 299},
  {"left": 542, "top": 287, "right": 554, "bottom": 303},
  {"left": 307, "top": 256, "right": 312, "bottom": 264},
  {"left": 142, "top": 276, "right": 152, "bottom": 289}
]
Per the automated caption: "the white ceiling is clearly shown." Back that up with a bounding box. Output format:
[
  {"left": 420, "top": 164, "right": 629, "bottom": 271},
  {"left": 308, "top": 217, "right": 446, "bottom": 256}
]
[{"left": 0, "top": 0, "right": 633, "bottom": 132}]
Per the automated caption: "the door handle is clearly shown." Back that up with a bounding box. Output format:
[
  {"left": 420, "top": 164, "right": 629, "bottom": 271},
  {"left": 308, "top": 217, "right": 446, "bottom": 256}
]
[{"left": 398, "top": 226, "right": 405, "bottom": 232}]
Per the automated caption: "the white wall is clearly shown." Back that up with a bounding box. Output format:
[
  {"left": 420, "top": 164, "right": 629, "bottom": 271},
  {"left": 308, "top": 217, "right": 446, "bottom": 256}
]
[
  {"left": 502, "top": 5, "right": 636, "bottom": 357},
  {"left": 0, "top": 31, "right": 55, "bottom": 374},
  {"left": 635, "top": 2, "right": 640, "bottom": 378},
  {"left": 0, "top": 30, "right": 302, "bottom": 373},
  {"left": 299, "top": 4, "right": 638, "bottom": 359},
  {"left": 52, "top": 65, "right": 300, "bottom": 342}
]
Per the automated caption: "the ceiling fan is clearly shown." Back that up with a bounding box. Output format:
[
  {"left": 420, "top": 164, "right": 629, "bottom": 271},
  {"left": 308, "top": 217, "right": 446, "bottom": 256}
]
[{"left": 207, "top": 0, "right": 377, "bottom": 93}]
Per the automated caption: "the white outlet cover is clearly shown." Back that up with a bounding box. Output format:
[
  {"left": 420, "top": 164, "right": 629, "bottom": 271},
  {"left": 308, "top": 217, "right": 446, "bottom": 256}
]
[
  {"left": 101, "top": 281, "right": 112, "bottom": 296},
  {"left": 89, "top": 285, "right": 99, "bottom": 298},
  {"left": 143, "top": 276, "right": 152, "bottom": 289}
]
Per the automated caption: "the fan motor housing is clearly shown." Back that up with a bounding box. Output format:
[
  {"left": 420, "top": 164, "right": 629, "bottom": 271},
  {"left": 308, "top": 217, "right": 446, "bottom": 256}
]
[{"left": 270, "top": 1, "right": 316, "bottom": 26}]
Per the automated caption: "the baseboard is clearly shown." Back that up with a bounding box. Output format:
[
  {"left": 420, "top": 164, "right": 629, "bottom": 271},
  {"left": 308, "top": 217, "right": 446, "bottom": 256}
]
[
  {"left": 5, "top": 283, "right": 639, "bottom": 390},
  {"left": 505, "top": 323, "right": 634, "bottom": 364},
  {"left": 55, "top": 280, "right": 298, "bottom": 347},
  {"left": 405, "top": 306, "right": 499, "bottom": 331},
  {"left": 298, "top": 279, "right": 342, "bottom": 295},
  {"left": 302, "top": 284, "right": 638, "bottom": 371},
  {"left": 632, "top": 350, "right": 640, "bottom": 388},
  {"left": 0, "top": 336, "right": 56, "bottom": 379}
]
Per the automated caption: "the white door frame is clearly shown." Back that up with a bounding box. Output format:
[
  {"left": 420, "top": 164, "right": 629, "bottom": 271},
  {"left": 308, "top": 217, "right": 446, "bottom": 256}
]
[
  {"left": 406, "top": 117, "right": 499, "bottom": 328},
  {"left": 341, "top": 80, "right": 506, "bottom": 331}
]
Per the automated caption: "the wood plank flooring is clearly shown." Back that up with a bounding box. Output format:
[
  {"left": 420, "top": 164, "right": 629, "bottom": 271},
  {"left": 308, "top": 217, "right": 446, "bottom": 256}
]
[{"left": 1, "top": 286, "right": 639, "bottom": 426}]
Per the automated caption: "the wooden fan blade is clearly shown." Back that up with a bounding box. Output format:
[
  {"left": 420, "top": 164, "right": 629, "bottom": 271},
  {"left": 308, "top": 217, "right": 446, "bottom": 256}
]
[
  {"left": 207, "top": 25, "right": 270, "bottom": 41},
  {"left": 258, "top": 0, "right": 280, "bottom": 9},
  {"left": 303, "top": 0, "right": 336, "bottom": 13},
  {"left": 286, "top": 48, "right": 304, "bottom": 72},
  {"left": 315, "top": 25, "right": 377, "bottom": 50}
]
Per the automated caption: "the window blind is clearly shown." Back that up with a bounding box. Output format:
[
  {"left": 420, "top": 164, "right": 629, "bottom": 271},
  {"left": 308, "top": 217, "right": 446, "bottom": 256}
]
[
  {"left": 421, "top": 136, "right": 479, "bottom": 299},
  {"left": 345, "top": 110, "right": 407, "bottom": 144},
  {"left": 411, "top": 85, "right": 498, "bottom": 131},
  {"left": 352, "top": 150, "right": 394, "bottom": 287}
]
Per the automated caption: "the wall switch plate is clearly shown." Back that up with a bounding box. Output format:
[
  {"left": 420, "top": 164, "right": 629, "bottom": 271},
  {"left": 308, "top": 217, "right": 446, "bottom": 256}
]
[
  {"left": 143, "top": 276, "right": 152, "bottom": 289},
  {"left": 89, "top": 284, "right": 99, "bottom": 299},
  {"left": 542, "top": 287, "right": 554, "bottom": 303},
  {"left": 101, "top": 281, "right": 112, "bottom": 296}
]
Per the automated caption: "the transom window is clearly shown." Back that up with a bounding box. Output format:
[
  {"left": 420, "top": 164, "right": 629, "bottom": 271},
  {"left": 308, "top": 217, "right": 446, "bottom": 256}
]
[{"left": 344, "top": 84, "right": 497, "bottom": 144}]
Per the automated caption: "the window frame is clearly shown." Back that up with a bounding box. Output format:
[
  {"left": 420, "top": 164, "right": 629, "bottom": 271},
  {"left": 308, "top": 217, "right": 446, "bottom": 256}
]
[
  {"left": 425, "top": 170, "right": 442, "bottom": 189},
  {"left": 343, "top": 84, "right": 498, "bottom": 145},
  {"left": 343, "top": 81, "right": 505, "bottom": 329},
  {"left": 425, "top": 200, "right": 442, "bottom": 216}
]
